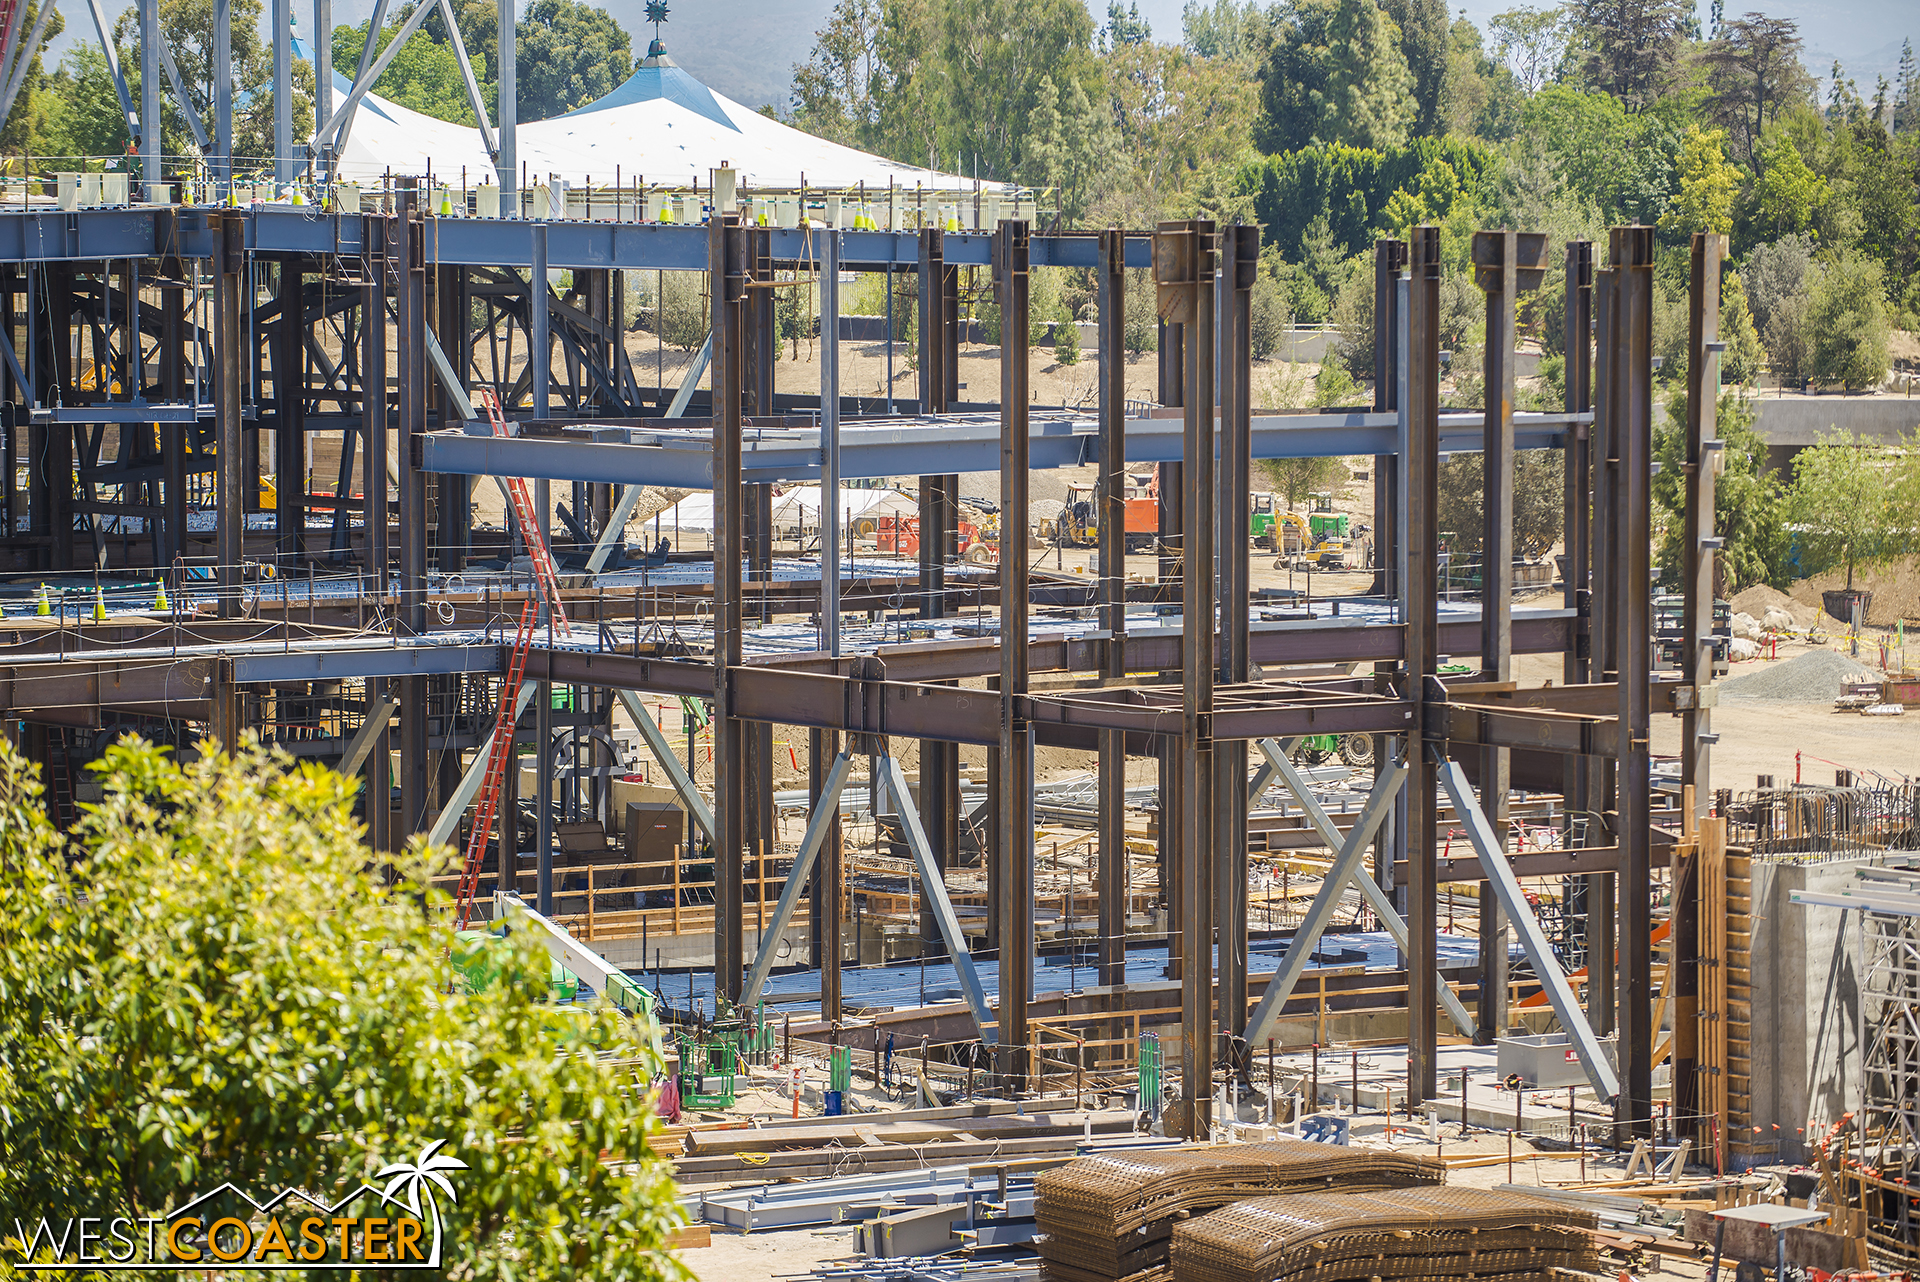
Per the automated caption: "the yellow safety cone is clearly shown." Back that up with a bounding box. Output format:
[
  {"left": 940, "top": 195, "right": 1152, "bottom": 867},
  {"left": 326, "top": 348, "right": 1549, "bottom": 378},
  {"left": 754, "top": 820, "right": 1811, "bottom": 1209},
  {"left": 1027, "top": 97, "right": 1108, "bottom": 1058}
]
[
  {"left": 34, "top": 583, "right": 50, "bottom": 615},
  {"left": 153, "top": 582, "right": 170, "bottom": 612},
  {"left": 92, "top": 586, "right": 107, "bottom": 622},
  {"left": 289, "top": 186, "right": 306, "bottom": 206},
  {"left": 438, "top": 192, "right": 455, "bottom": 216}
]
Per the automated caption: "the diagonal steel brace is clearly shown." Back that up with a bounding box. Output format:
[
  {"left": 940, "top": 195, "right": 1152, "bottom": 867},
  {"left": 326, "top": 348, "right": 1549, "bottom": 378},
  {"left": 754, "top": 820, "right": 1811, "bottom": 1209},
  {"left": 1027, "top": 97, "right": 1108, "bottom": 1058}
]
[
  {"left": 741, "top": 751, "right": 854, "bottom": 1009},
  {"left": 1437, "top": 754, "right": 1619, "bottom": 1101},
  {"left": 1248, "top": 738, "right": 1476, "bottom": 1042}
]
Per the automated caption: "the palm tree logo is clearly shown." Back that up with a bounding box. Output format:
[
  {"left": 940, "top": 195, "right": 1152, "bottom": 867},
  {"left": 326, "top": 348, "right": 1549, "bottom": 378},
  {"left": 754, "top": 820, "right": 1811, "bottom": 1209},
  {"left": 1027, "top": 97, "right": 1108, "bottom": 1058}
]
[{"left": 376, "top": 1140, "right": 468, "bottom": 1265}]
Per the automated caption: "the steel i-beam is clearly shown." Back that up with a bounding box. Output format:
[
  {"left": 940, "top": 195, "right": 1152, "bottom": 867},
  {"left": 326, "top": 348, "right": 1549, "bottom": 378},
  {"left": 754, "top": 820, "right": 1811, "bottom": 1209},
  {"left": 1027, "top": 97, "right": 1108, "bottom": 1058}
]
[
  {"left": 1097, "top": 227, "right": 1129, "bottom": 989},
  {"left": 711, "top": 210, "right": 749, "bottom": 1005},
  {"left": 993, "top": 220, "right": 1035, "bottom": 1085}
]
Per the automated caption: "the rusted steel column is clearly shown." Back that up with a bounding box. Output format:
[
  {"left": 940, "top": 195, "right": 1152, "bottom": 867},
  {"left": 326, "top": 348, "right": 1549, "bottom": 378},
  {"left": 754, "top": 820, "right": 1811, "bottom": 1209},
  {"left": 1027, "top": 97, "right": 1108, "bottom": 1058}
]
[
  {"left": 1611, "top": 224, "right": 1657, "bottom": 1138},
  {"left": 1404, "top": 224, "right": 1443, "bottom": 1108},
  {"left": 1097, "top": 228, "right": 1130, "bottom": 989},
  {"left": 993, "top": 220, "right": 1034, "bottom": 1086},
  {"left": 1674, "top": 230, "right": 1722, "bottom": 1137},
  {"left": 1157, "top": 218, "right": 1216, "bottom": 1138},
  {"left": 213, "top": 213, "right": 246, "bottom": 619},
  {"left": 1156, "top": 316, "right": 1184, "bottom": 985},
  {"left": 712, "top": 210, "right": 750, "bottom": 1005},
  {"left": 1216, "top": 224, "right": 1257, "bottom": 1076}
]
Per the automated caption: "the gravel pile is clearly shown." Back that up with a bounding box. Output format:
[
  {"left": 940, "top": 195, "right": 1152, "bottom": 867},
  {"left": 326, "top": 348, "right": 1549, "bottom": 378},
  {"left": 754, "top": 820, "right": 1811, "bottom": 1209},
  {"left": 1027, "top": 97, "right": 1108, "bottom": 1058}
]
[{"left": 1720, "top": 648, "right": 1876, "bottom": 703}]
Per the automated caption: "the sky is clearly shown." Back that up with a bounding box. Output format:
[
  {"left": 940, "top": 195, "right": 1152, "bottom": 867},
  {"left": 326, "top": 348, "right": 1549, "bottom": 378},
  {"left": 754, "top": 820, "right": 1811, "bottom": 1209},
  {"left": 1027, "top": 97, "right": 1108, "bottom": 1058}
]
[{"left": 44, "top": 0, "right": 1919, "bottom": 112}]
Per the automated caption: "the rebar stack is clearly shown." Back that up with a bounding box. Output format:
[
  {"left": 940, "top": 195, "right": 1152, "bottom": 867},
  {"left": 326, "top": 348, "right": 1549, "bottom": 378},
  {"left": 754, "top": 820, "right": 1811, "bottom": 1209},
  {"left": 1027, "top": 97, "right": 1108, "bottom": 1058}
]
[
  {"left": 1168, "top": 1186, "right": 1600, "bottom": 1282},
  {"left": 1034, "top": 1141, "right": 1445, "bottom": 1282}
]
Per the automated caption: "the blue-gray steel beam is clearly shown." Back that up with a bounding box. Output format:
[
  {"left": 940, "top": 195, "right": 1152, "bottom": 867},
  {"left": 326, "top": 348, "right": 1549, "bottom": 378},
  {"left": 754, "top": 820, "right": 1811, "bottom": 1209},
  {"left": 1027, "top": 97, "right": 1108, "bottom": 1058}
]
[
  {"left": 1436, "top": 756, "right": 1620, "bottom": 1101},
  {"left": 880, "top": 754, "right": 998, "bottom": 1041},
  {"left": 437, "top": 0, "right": 496, "bottom": 157},
  {"left": 139, "top": 0, "right": 160, "bottom": 190},
  {"left": 214, "top": 0, "right": 231, "bottom": 194},
  {"left": 157, "top": 36, "right": 210, "bottom": 154},
  {"left": 231, "top": 643, "right": 501, "bottom": 683},
  {"left": 83, "top": 0, "right": 138, "bottom": 143},
  {"left": 495, "top": 0, "right": 514, "bottom": 208},
  {"left": 740, "top": 750, "right": 853, "bottom": 1009},
  {"left": 1242, "top": 751, "right": 1409, "bottom": 1048},
  {"left": 273, "top": 0, "right": 292, "bottom": 184},
  {"left": 819, "top": 227, "right": 841, "bottom": 657},
  {"left": 313, "top": 0, "right": 330, "bottom": 165},
  {"left": 416, "top": 410, "right": 1581, "bottom": 490}
]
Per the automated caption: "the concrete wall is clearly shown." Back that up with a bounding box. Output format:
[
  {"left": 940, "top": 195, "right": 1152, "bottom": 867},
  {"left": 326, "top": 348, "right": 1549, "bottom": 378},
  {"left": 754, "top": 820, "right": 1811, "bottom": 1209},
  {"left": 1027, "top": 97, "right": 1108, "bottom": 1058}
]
[
  {"left": 1751, "top": 395, "right": 1920, "bottom": 475},
  {"left": 1746, "top": 856, "right": 1876, "bottom": 1165}
]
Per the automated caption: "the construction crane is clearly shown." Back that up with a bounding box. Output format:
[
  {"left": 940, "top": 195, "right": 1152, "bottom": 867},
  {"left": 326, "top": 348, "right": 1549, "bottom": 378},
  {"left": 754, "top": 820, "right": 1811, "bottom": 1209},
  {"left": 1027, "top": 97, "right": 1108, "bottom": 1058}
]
[{"left": 453, "top": 389, "right": 572, "bottom": 929}]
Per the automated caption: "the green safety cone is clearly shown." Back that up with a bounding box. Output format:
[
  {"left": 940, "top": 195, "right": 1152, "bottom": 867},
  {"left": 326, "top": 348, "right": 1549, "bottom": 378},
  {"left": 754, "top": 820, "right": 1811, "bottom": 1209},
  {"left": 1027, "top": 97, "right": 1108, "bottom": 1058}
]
[
  {"left": 153, "top": 582, "right": 169, "bottom": 612},
  {"left": 34, "top": 583, "right": 50, "bottom": 615},
  {"left": 289, "top": 186, "right": 306, "bottom": 206},
  {"left": 92, "top": 586, "right": 107, "bottom": 622},
  {"left": 438, "top": 192, "right": 455, "bottom": 216}
]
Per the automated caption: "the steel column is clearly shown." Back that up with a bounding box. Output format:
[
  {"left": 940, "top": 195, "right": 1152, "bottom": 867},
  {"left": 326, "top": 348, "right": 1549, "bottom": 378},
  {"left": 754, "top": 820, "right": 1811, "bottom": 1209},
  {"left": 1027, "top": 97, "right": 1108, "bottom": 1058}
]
[
  {"left": 1097, "top": 228, "right": 1129, "bottom": 989},
  {"left": 1590, "top": 259, "right": 1618, "bottom": 1037},
  {"left": 1611, "top": 224, "right": 1656, "bottom": 1137},
  {"left": 1404, "top": 224, "right": 1442, "bottom": 1107},
  {"left": 495, "top": 0, "right": 515, "bottom": 210},
  {"left": 1157, "top": 218, "right": 1217, "bottom": 1137},
  {"left": 395, "top": 193, "right": 431, "bottom": 838},
  {"left": 275, "top": 259, "right": 306, "bottom": 562},
  {"left": 993, "top": 220, "right": 1034, "bottom": 1085},
  {"left": 1473, "top": 229, "right": 1521, "bottom": 1042},
  {"left": 711, "top": 211, "right": 749, "bottom": 1005},
  {"left": 1216, "top": 224, "right": 1256, "bottom": 1075},
  {"left": 213, "top": 215, "right": 245, "bottom": 619},
  {"left": 1675, "top": 230, "right": 1722, "bottom": 1136},
  {"left": 273, "top": 0, "right": 292, "bottom": 183},
  {"left": 139, "top": 0, "right": 160, "bottom": 192},
  {"left": 818, "top": 228, "right": 842, "bottom": 656}
]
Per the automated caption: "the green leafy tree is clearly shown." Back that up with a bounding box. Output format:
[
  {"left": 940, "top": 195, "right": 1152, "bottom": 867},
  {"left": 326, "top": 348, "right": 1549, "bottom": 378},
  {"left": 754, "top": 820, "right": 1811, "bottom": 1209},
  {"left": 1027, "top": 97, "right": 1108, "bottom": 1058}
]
[
  {"left": 1258, "top": 455, "right": 1350, "bottom": 505},
  {"left": 1102, "top": 0, "right": 1151, "bottom": 46},
  {"left": 1181, "top": 0, "right": 1272, "bottom": 64},
  {"left": 40, "top": 45, "right": 128, "bottom": 166},
  {"left": 1652, "top": 390, "right": 1782, "bottom": 588},
  {"left": 333, "top": 16, "right": 482, "bottom": 124},
  {"left": 1519, "top": 85, "right": 1680, "bottom": 225},
  {"left": 1435, "top": 450, "right": 1564, "bottom": 558},
  {"left": 1719, "top": 267, "right": 1765, "bottom": 386},
  {"left": 1568, "top": 0, "right": 1690, "bottom": 108},
  {"left": 1256, "top": 0, "right": 1415, "bottom": 153},
  {"left": 1784, "top": 430, "right": 1901, "bottom": 587},
  {"left": 109, "top": 0, "right": 310, "bottom": 165},
  {"left": 0, "top": 1, "right": 67, "bottom": 158},
  {"left": 1487, "top": 5, "right": 1569, "bottom": 93},
  {"left": 515, "top": 0, "right": 634, "bottom": 120},
  {"left": 1746, "top": 133, "right": 1828, "bottom": 238},
  {"left": 1700, "top": 14, "right": 1812, "bottom": 164},
  {"left": 0, "top": 738, "right": 683, "bottom": 1280},
  {"left": 1659, "top": 126, "right": 1739, "bottom": 238},
  {"left": 1806, "top": 250, "right": 1892, "bottom": 390},
  {"left": 1024, "top": 72, "right": 1119, "bottom": 224},
  {"left": 1104, "top": 38, "right": 1259, "bottom": 194},
  {"left": 1383, "top": 0, "right": 1451, "bottom": 137}
]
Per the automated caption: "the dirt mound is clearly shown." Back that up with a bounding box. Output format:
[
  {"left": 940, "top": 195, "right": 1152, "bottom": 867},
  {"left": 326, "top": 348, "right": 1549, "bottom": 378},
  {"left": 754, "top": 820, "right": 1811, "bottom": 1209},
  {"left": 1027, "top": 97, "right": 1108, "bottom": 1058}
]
[
  {"left": 1790, "top": 556, "right": 1920, "bottom": 626},
  {"left": 1730, "top": 583, "right": 1818, "bottom": 627},
  {"left": 1719, "top": 647, "right": 1876, "bottom": 703}
]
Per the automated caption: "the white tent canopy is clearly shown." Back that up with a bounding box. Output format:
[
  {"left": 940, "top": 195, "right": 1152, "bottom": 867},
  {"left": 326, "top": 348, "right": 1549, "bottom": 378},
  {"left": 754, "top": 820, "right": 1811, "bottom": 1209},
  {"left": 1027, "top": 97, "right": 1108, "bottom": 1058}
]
[
  {"left": 651, "top": 487, "right": 918, "bottom": 534},
  {"left": 329, "top": 55, "right": 969, "bottom": 192}
]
